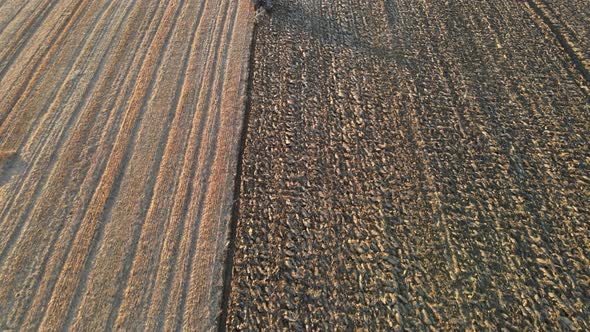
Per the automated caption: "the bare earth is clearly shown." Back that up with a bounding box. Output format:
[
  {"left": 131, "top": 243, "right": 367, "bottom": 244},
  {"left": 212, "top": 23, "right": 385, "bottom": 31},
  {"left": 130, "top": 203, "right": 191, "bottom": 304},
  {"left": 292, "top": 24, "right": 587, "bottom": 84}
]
[
  {"left": 0, "top": 0, "right": 253, "bottom": 330},
  {"left": 227, "top": 0, "right": 590, "bottom": 330}
]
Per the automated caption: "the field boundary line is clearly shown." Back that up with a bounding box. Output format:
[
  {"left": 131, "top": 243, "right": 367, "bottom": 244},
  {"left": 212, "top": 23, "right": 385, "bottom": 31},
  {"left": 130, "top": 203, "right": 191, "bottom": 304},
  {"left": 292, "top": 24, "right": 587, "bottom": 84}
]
[{"left": 217, "top": 8, "right": 257, "bottom": 331}]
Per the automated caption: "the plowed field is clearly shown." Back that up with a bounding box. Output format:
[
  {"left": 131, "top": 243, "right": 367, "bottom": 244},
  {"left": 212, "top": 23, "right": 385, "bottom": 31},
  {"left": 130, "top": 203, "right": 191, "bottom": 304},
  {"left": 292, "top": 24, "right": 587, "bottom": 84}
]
[
  {"left": 227, "top": 0, "right": 589, "bottom": 330},
  {"left": 0, "top": 0, "right": 253, "bottom": 330}
]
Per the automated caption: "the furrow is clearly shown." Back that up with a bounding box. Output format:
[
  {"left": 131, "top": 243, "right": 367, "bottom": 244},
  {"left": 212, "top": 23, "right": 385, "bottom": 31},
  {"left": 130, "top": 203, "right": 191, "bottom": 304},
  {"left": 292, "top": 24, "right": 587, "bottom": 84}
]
[
  {"left": 0, "top": 0, "right": 41, "bottom": 35},
  {"left": 67, "top": 0, "right": 207, "bottom": 329},
  {"left": 145, "top": 1, "right": 234, "bottom": 329},
  {"left": 0, "top": 0, "right": 255, "bottom": 329},
  {"left": 181, "top": 1, "right": 242, "bottom": 328},
  {"left": 0, "top": 0, "right": 111, "bottom": 153},
  {"left": 0, "top": 0, "right": 60, "bottom": 76},
  {"left": 169, "top": 1, "right": 236, "bottom": 328}
]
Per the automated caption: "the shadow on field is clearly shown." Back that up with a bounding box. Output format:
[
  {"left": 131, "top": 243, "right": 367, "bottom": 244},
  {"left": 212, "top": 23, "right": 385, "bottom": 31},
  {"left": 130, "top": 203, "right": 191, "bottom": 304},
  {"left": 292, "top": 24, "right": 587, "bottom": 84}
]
[
  {"left": 262, "top": 1, "right": 406, "bottom": 62},
  {"left": 0, "top": 150, "right": 24, "bottom": 187}
]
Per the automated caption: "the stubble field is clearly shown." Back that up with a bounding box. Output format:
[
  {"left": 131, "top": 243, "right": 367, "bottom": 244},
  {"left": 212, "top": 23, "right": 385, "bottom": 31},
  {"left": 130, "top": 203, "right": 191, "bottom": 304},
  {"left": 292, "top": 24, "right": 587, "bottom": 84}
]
[{"left": 0, "top": 0, "right": 253, "bottom": 330}]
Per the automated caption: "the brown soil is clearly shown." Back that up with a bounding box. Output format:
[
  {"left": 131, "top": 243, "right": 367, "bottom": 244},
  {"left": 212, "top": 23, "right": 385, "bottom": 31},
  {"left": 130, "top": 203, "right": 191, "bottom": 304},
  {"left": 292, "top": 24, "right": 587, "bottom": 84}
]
[
  {"left": 227, "top": 0, "right": 590, "bottom": 330},
  {"left": 0, "top": 0, "right": 253, "bottom": 330}
]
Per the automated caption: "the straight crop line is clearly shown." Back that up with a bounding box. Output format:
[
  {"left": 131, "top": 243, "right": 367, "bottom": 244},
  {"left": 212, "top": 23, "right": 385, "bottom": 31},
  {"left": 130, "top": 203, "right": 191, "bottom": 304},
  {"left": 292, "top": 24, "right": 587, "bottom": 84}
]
[
  {"left": 13, "top": 0, "right": 119, "bottom": 161},
  {"left": 22, "top": 0, "right": 169, "bottom": 328},
  {"left": 105, "top": 0, "right": 209, "bottom": 328},
  {"left": 0, "top": 0, "right": 119, "bottom": 270},
  {"left": 8, "top": 1, "right": 143, "bottom": 329},
  {"left": 0, "top": 0, "right": 39, "bottom": 35},
  {"left": 0, "top": 0, "right": 83, "bottom": 119},
  {"left": 180, "top": 0, "right": 240, "bottom": 328},
  {"left": 141, "top": 1, "right": 229, "bottom": 330},
  {"left": 150, "top": 0, "right": 237, "bottom": 328},
  {"left": 59, "top": 0, "right": 189, "bottom": 329},
  {"left": 0, "top": 0, "right": 59, "bottom": 79},
  {"left": 35, "top": 0, "right": 182, "bottom": 329}
]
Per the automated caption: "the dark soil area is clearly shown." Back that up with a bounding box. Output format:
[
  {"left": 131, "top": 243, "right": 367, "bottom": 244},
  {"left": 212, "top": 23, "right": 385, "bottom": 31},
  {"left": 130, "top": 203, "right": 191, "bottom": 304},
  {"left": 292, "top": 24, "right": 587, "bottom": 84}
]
[{"left": 227, "top": 0, "right": 589, "bottom": 330}]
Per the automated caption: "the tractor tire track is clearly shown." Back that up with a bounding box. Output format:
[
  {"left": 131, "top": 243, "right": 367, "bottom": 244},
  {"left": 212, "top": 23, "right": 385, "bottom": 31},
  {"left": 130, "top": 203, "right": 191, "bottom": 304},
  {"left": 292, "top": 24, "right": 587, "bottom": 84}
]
[{"left": 526, "top": 0, "right": 590, "bottom": 83}]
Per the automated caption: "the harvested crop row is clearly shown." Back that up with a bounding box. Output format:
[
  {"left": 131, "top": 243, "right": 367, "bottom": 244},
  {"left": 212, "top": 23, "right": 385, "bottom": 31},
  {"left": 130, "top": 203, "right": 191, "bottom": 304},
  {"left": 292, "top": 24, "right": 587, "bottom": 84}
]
[{"left": 0, "top": 0, "right": 254, "bottom": 330}]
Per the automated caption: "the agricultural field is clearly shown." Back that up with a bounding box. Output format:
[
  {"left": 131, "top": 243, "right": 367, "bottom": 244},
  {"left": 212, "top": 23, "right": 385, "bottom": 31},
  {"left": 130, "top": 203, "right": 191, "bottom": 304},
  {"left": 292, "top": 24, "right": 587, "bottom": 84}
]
[
  {"left": 227, "top": 0, "right": 589, "bottom": 330},
  {"left": 1, "top": 0, "right": 589, "bottom": 330},
  {"left": 0, "top": 0, "right": 253, "bottom": 330}
]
